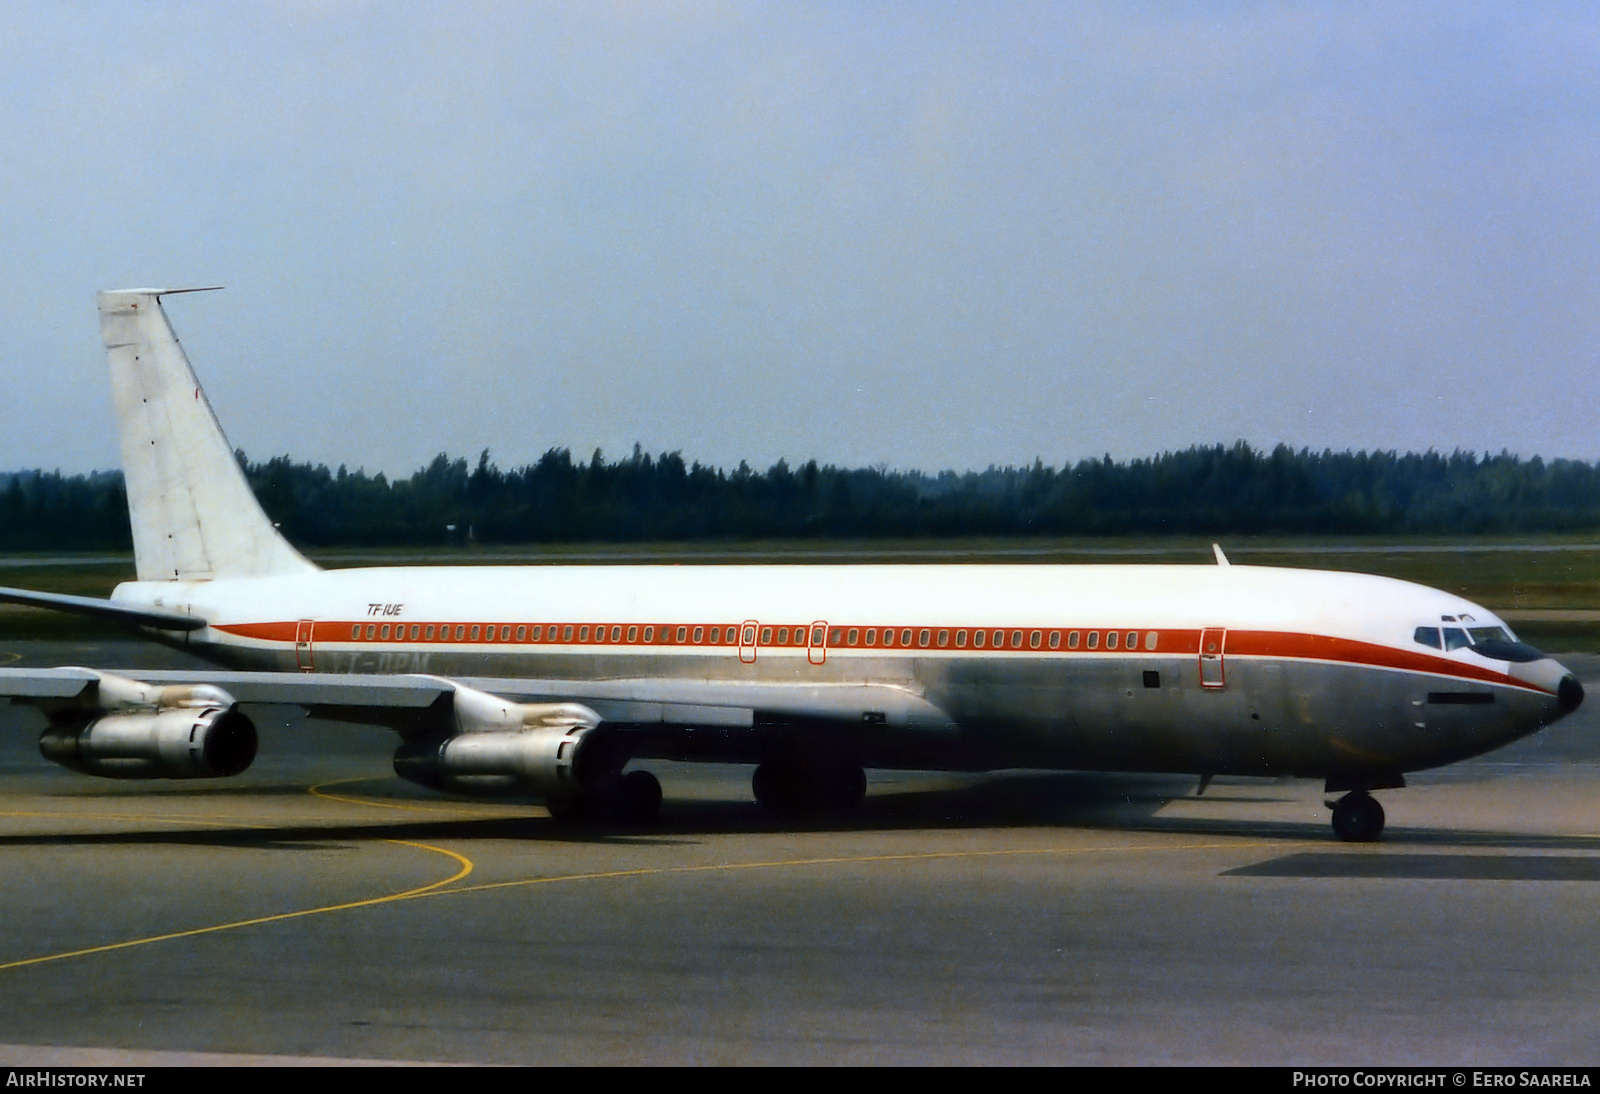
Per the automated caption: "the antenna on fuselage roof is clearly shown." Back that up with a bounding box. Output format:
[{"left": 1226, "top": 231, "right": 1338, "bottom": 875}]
[{"left": 1212, "top": 543, "right": 1230, "bottom": 566}]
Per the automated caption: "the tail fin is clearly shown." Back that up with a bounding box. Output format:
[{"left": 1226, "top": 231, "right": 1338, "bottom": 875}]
[{"left": 98, "top": 288, "right": 317, "bottom": 581}]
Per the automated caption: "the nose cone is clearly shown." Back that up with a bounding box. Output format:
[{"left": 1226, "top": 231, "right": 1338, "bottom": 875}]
[
  {"left": 1503, "top": 654, "right": 1585, "bottom": 728},
  {"left": 1559, "top": 674, "right": 1585, "bottom": 714}
]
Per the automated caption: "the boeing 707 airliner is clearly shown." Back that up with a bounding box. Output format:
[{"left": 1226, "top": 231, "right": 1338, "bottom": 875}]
[{"left": 0, "top": 289, "right": 1583, "bottom": 841}]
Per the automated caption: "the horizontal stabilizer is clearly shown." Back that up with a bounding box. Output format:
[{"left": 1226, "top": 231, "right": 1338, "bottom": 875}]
[{"left": 0, "top": 586, "right": 207, "bottom": 632}]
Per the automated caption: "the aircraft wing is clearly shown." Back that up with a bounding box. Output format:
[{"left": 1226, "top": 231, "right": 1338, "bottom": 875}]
[{"left": 0, "top": 667, "right": 955, "bottom": 733}]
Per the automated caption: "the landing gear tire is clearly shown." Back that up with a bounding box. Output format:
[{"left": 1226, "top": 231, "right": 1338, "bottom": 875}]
[
  {"left": 1330, "top": 791, "right": 1385, "bottom": 842},
  {"left": 752, "top": 760, "right": 794, "bottom": 809},
  {"left": 616, "top": 769, "right": 663, "bottom": 824},
  {"left": 753, "top": 759, "right": 866, "bottom": 810},
  {"left": 828, "top": 763, "right": 867, "bottom": 808}
]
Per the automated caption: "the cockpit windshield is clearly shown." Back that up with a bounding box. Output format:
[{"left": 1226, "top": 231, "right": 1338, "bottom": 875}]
[{"left": 1413, "top": 620, "right": 1541, "bottom": 662}]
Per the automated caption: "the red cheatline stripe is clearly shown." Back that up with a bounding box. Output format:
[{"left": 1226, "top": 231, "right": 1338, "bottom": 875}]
[{"left": 206, "top": 621, "right": 1547, "bottom": 693}]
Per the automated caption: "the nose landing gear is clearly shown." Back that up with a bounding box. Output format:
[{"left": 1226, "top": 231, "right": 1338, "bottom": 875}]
[{"left": 1328, "top": 791, "right": 1385, "bottom": 842}]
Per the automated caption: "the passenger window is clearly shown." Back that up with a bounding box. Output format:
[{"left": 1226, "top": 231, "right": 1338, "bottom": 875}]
[
  {"left": 847, "top": 629, "right": 859, "bottom": 646},
  {"left": 410, "top": 625, "right": 420, "bottom": 640},
  {"left": 973, "top": 630, "right": 986, "bottom": 648},
  {"left": 813, "top": 627, "right": 825, "bottom": 645},
  {"left": 561, "top": 625, "right": 572, "bottom": 641},
  {"left": 380, "top": 625, "right": 390, "bottom": 639},
  {"left": 864, "top": 629, "right": 876, "bottom": 646},
  {"left": 426, "top": 625, "right": 436, "bottom": 640},
  {"left": 993, "top": 630, "right": 1004, "bottom": 648},
  {"left": 1068, "top": 631, "right": 1079, "bottom": 649},
  {"left": 1029, "top": 631, "right": 1041, "bottom": 649},
  {"left": 576, "top": 626, "right": 586, "bottom": 642},
  {"left": 1414, "top": 627, "right": 1442, "bottom": 649},
  {"left": 956, "top": 630, "right": 968, "bottom": 648},
  {"left": 902, "top": 629, "right": 914, "bottom": 646},
  {"left": 366, "top": 624, "right": 376, "bottom": 639},
  {"left": 627, "top": 626, "right": 637, "bottom": 643},
  {"left": 694, "top": 627, "right": 704, "bottom": 643},
  {"left": 1144, "top": 631, "right": 1157, "bottom": 651},
  {"left": 351, "top": 624, "right": 361, "bottom": 639},
  {"left": 610, "top": 626, "right": 621, "bottom": 642},
  {"left": 455, "top": 625, "right": 466, "bottom": 640},
  {"left": 1087, "top": 632, "right": 1099, "bottom": 649},
  {"left": 1048, "top": 631, "right": 1060, "bottom": 649},
  {"left": 919, "top": 629, "right": 931, "bottom": 647},
  {"left": 938, "top": 630, "right": 949, "bottom": 647},
  {"left": 678, "top": 626, "right": 690, "bottom": 643},
  {"left": 1126, "top": 631, "right": 1137, "bottom": 649},
  {"left": 516, "top": 625, "right": 526, "bottom": 641},
  {"left": 1106, "top": 631, "right": 1118, "bottom": 650}
]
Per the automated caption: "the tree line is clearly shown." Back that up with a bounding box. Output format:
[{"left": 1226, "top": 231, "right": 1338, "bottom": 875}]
[{"left": 6, "top": 443, "right": 1600, "bottom": 551}]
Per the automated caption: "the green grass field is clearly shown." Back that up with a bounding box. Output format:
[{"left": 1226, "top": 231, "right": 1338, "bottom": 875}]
[{"left": 5, "top": 536, "right": 1600, "bottom": 649}]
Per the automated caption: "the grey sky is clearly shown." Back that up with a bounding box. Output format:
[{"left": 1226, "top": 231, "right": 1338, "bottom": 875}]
[{"left": 3, "top": 2, "right": 1597, "bottom": 476}]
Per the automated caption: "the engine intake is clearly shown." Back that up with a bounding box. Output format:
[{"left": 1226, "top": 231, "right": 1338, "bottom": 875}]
[{"left": 36, "top": 672, "right": 257, "bottom": 779}]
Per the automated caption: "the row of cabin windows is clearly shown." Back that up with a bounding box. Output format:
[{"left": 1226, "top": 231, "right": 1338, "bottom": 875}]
[
  {"left": 829, "top": 628, "right": 1156, "bottom": 651},
  {"left": 347, "top": 621, "right": 1158, "bottom": 652},
  {"left": 350, "top": 622, "right": 758, "bottom": 644}
]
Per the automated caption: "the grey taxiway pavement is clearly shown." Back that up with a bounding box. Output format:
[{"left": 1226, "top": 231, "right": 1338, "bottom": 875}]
[{"left": 0, "top": 641, "right": 1598, "bottom": 1065}]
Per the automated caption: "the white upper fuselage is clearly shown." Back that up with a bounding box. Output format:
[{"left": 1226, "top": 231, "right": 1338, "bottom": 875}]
[{"left": 110, "top": 561, "right": 1575, "bottom": 779}]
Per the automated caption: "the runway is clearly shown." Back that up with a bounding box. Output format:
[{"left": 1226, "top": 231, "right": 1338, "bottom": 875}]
[{"left": 0, "top": 642, "right": 1598, "bottom": 1065}]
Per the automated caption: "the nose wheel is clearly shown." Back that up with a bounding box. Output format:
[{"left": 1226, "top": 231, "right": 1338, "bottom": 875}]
[{"left": 1329, "top": 791, "right": 1385, "bottom": 842}]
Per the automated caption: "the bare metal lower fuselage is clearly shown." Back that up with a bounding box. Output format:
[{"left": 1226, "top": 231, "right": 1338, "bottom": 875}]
[{"left": 171, "top": 626, "right": 1570, "bottom": 784}]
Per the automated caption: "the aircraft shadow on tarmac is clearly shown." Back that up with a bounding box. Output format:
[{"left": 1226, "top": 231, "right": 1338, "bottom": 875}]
[
  {"left": 5, "top": 768, "right": 1600, "bottom": 855},
  {"left": 1227, "top": 852, "right": 1600, "bottom": 881}
]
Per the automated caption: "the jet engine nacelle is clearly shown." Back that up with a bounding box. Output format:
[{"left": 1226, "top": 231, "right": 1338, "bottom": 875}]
[
  {"left": 392, "top": 689, "right": 609, "bottom": 801},
  {"left": 35, "top": 671, "right": 257, "bottom": 779},
  {"left": 40, "top": 706, "right": 258, "bottom": 779}
]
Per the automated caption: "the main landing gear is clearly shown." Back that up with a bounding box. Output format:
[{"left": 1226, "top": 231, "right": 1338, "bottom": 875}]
[
  {"left": 548, "top": 768, "right": 663, "bottom": 824},
  {"left": 1328, "top": 791, "right": 1385, "bottom": 842},
  {"left": 752, "top": 758, "right": 867, "bottom": 811}
]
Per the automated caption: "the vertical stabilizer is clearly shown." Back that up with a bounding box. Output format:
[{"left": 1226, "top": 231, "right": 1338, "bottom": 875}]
[{"left": 98, "top": 289, "right": 317, "bottom": 581}]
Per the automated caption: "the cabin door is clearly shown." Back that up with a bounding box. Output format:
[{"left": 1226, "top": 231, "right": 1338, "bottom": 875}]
[
  {"left": 739, "top": 619, "right": 759, "bottom": 664},
  {"left": 1198, "top": 628, "right": 1226, "bottom": 688},
  {"left": 295, "top": 619, "right": 315, "bottom": 672},
  {"left": 808, "top": 620, "right": 828, "bottom": 665}
]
